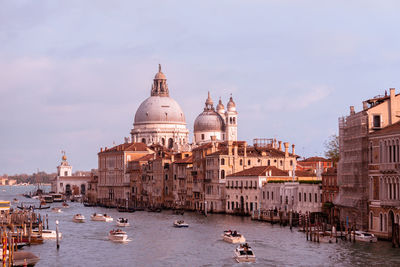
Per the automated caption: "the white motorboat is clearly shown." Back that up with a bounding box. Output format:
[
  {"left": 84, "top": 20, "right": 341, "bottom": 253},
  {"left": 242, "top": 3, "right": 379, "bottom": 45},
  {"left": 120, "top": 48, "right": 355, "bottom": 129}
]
[
  {"left": 108, "top": 229, "right": 128, "bottom": 242},
  {"left": 222, "top": 230, "right": 246, "bottom": 244},
  {"left": 91, "top": 213, "right": 113, "bottom": 222},
  {"left": 32, "top": 229, "right": 62, "bottom": 239},
  {"left": 73, "top": 214, "right": 86, "bottom": 223},
  {"left": 317, "top": 232, "right": 336, "bottom": 243},
  {"left": 351, "top": 231, "right": 378, "bottom": 243},
  {"left": 234, "top": 243, "right": 256, "bottom": 263},
  {"left": 117, "top": 218, "right": 130, "bottom": 227},
  {"left": 173, "top": 220, "right": 189, "bottom": 228},
  {"left": 51, "top": 207, "right": 62, "bottom": 213}
]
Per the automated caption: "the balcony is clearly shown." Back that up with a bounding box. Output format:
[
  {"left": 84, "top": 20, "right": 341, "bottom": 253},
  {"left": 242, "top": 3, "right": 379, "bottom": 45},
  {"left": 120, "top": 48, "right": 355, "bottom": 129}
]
[{"left": 379, "top": 163, "right": 400, "bottom": 173}]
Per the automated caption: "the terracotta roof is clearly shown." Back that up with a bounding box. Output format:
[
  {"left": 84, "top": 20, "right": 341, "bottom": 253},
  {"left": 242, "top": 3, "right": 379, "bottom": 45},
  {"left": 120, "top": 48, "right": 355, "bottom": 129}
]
[
  {"left": 370, "top": 121, "right": 400, "bottom": 137},
  {"left": 192, "top": 142, "right": 214, "bottom": 151},
  {"left": 100, "top": 142, "right": 149, "bottom": 154},
  {"left": 134, "top": 154, "right": 155, "bottom": 162},
  {"left": 228, "top": 166, "right": 289, "bottom": 177},
  {"left": 299, "top": 157, "right": 330, "bottom": 162},
  {"left": 322, "top": 167, "right": 337, "bottom": 175},
  {"left": 174, "top": 155, "right": 193, "bottom": 164},
  {"left": 208, "top": 145, "right": 296, "bottom": 158},
  {"left": 295, "top": 170, "right": 316, "bottom": 177}
]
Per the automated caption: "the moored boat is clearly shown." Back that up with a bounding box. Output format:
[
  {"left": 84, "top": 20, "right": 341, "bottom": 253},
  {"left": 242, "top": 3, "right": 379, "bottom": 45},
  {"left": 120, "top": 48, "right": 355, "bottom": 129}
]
[
  {"left": 73, "top": 214, "right": 86, "bottom": 223},
  {"left": 173, "top": 220, "right": 189, "bottom": 228},
  {"left": 51, "top": 193, "right": 63, "bottom": 202},
  {"left": 32, "top": 229, "right": 62, "bottom": 239},
  {"left": 351, "top": 231, "right": 378, "bottom": 243},
  {"left": 222, "top": 230, "right": 246, "bottom": 244},
  {"left": 234, "top": 243, "right": 256, "bottom": 263},
  {"left": 91, "top": 213, "right": 113, "bottom": 222},
  {"left": 108, "top": 229, "right": 128, "bottom": 242},
  {"left": 116, "top": 218, "right": 130, "bottom": 227}
]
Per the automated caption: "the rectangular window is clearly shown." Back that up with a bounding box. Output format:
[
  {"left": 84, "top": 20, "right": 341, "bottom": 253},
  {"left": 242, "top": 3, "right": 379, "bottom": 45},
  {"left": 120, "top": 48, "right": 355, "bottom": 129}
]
[
  {"left": 267, "top": 191, "right": 269, "bottom": 200},
  {"left": 315, "top": 193, "right": 317, "bottom": 202},
  {"left": 228, "top": 202, "right": 230, "bottom": 210},
  {"left": 309, "top": 193, "right": 312, "bottom": 202},
  {"left": 373, "top": 115, "right": 381, "bottom": 128},
  {"left": 299, "top": 192, "right": 301, "bottom": 202},
  {"left": 263, "top": 191, "right": 265, "bottom": 199},
  {"left": 304, "top": 193, "right": 306, "bottom": 202},
  {"left": 272, "top": 191, "right": 274, "bottom": 200}
]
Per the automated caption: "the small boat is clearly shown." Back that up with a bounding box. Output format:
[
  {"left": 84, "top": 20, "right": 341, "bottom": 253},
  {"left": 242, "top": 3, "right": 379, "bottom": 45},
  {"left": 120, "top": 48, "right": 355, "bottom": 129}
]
[
  {"left": 40, "top": 199, "right": 46, "bottom": 206},
  {"left": 51, "top": 193, "right": 63, "bottom": 202},
  {"left": 108, "top": 229, "right": 128, "bottom": 242},
  {"left": 73, "top": 214, "right": 86, "bottom": 223},
  {"left": 116, "top": 218, "right": 130, "bottom": 227},
  {"left": 173, "top": 220, "right": 189, "bottom": 228},
  {"left": 51, "top": 207, "right": 62, "bottom": 213},
  {"left": 91, "top": 213, "right": 113, "bottom": 222},
  {"left": 42, "top": 195, "right": 54, "bottom": 203},
  {"left": 222, "top": 230, "right": 246, "bottom": 244},
  {"left": 13, "top": 198, "right": 19, "bottom": 203},
  {"left": 62, "top": 202, "right": 69, "bottom": 208},
  {"left": 32, "top": 229, "right": 62, "bottom": 239},
  {"left": 317, "top": 232, "right": 336, "bottom": 243},
  {"left": 12, "top": 251, "right": 40, "bottom": 266},
  {"left": 83, "top": 202, "right": 96, "bottom": 207},
  {"left": 117, "top": 206, "right": 129, "bottom": 212},
  {"left": 234, "top": 243, "right": 256, "bottom": 263},
  {"left": 351, "top": 231, "right": 378, "bottom": 243},
  {"left": 148, "top": 207, "right": 162, "bottom": 212},
  {"left": 23, "top": 194, "right": 31, "bottom": 198}
]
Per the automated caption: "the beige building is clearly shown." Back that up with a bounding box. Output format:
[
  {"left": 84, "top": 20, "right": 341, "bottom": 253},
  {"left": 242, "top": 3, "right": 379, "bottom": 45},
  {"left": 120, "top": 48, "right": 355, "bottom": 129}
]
[
  {"left": 335, "top": 88, "right": 400, "bottom": 230},
  {"left": 368, "top": 121, "right": 400, "bottom": 241},
  {"left": 97, "top": 142, "right": 152, "bottom": 207}
]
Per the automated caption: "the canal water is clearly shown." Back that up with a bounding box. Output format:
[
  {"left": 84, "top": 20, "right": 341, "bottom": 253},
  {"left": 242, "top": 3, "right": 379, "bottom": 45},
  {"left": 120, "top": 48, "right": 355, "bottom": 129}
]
[{"left": 1, "top": 185, "right": 400, "bottom": 267}]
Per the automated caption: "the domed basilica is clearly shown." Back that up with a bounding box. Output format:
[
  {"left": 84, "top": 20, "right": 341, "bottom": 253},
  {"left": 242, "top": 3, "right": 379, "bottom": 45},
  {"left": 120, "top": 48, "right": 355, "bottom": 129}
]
[{"left": 130, "top": 65, "right": 238, "bottom": 151}]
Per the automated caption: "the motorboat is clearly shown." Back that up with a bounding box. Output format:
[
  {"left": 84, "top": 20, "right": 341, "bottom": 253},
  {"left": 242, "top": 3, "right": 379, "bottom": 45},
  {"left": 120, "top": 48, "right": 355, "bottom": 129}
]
[
  {"left": 222, "top": 230, "right": 246, "bottom": 244},
  {"left": 51, "top": 193, "right": 63, "bottom": 202},
  {"left": 32, "top": 229, "right": 62, "bottom": 240},
  {"left": 13, "top": 198, "right": 19, "bottom": 203},
  {"left": 51, "top": 207, "right": 62, "bottom": 213},
  {"left": 42, "top": 195, "right": 54, "bottom": 203},
  {"left": 234, "top": 243, "right": 256, "bottom": 263},
  {"left": 351, "top": 231, "right": 378, "bottom": 243},
  {"left": 91, "top": 213, "right": 113, "bottom": 222},
  {"left": 173, "top": 220, "right": 189, "bottom": 228},
  {"left": 73, "top": 214, "right": 86, "bottom": 223},
  {"left": 108, "top": 229, "right": 128, "bottom": 242},
  {"left": 317, "top": 232, "right": 336, "bottom": 243},
  {"left": 62, "top": 202, "right": 70, "bottom": 208},
  {"left": 116, "top": 218, "right": 130, "bottom": 227}
]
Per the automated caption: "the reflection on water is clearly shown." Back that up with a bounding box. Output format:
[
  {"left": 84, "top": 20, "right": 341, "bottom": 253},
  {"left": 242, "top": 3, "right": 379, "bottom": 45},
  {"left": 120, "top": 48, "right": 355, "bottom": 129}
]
[{"left": 2, "top": 185, "right": 400, "bottom": 267}]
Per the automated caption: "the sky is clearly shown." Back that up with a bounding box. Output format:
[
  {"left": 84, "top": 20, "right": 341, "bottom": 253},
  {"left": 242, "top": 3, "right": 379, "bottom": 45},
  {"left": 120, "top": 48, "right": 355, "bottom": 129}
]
[{"left": 2, "top": 0, "right": 400, "bottom": 174}]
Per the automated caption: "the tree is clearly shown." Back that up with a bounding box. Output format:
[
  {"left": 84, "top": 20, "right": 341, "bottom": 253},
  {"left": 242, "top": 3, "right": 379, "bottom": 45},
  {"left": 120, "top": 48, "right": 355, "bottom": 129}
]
[{"left": 324, "top": 134, "right": 339, "bottom": 163}]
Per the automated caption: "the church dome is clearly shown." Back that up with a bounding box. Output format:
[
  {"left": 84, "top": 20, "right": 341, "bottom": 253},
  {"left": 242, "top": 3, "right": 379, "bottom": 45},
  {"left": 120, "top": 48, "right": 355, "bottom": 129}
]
[
  {"left": 134, "top": 96, "right": 186, "bottom": 125},
  {"left": 194, "top": 110, "right": 225, "bottom": 132}
]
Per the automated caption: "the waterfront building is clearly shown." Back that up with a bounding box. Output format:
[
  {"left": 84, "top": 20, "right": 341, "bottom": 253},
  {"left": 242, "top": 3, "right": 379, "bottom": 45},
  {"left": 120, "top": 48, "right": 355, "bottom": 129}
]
[
  {"left": 97, "top": 142, "right": 152, "bottom": 207},
  {"left": 335, "top": 88, "right": 400, "bottom": 230},
  {"left": 321, "top": 167, "right": 338, "bottom": 223},
  {"left": 368, "top": 121, "right": 400, "bottom": 241},
  {"left": 193, "top": 92, "right": 237, "bottom": 145},
  {"left": 86, "top": 171, "right": 99, "bottom": 204},
  {"left": 51, "top": 153, "right": 91, "bottom": 196},
  {"left": 171, "top": 152, "right": 193, "bottom": 209},
  {"left": 130, "top": 65, "right": 190, "bottom": 151},
  {"left": 225, "top": 166, "right": 288, "bottom": 215}
]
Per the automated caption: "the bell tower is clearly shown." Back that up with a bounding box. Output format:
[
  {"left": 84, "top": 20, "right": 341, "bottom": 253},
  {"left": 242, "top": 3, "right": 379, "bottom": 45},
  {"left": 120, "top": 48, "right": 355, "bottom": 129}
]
[{"left": 225, "top": 95, "right": 238, "bottom": 141}]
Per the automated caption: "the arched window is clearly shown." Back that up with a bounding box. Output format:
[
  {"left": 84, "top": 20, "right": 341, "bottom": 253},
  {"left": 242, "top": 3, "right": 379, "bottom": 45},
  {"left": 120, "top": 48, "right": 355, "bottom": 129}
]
[
  {"left": 268, "top": 160, "right": 270, "bottom": 166},
  {"left": 240, "top": 159, "right": 243, "bottom": 165},
  {"left": 370, "top": 212, "right": 373, "bottom": 229},
  {"left": 380, "top": 213, "right": 383, "bottom": 231},
  {"left": 141, "top": 138, "right": 146, "bottom": 143},
  {"left": 168, "top": 138, "right": 173, "bottom": 149},
  {"left": 384, "top": 214, "right": 387, "bottom": 232},
  {"left": 221, "top": 158, "right": 225, "bottom": 165},
  {"left": 161, "top": 138, "right": 165, "bottom": 146},
  {"left": 233, "top": 117, "right": 236, "bottom": 124},
  {"left": 221, "top": 170, "right": 225, "bottom": 179}
]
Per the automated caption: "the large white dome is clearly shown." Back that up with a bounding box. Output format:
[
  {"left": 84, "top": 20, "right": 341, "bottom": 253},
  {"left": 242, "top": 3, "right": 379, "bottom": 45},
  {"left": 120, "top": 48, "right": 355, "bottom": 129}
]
[{"left": 134, "top": 96, "right": 186, "bottom": 126}]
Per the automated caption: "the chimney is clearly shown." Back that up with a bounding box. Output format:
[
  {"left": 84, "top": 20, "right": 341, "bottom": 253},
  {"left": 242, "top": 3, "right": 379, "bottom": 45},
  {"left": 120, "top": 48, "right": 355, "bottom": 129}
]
[
  {"left": 278, "top": 141, "right": 282, "bottom": 151},
  {"left": 362, "top": 101, "right": 368, "bottom": 111},
  {"left": 273, "top": 139, "right": 277, "bottom": 149},
  {"left": 100, "top": 148, "right": 103, "bottom": 152},
  {"left": 234, "top": 144, "right": 238, "bottom": 156},
  {"left": 244, "top": 142, "right": 247, "bottom": 158},
  {"left": 228, "top": 141, "right": 233, "bottom": 156},
  {"left": 350, "top": 106, "right": 355, "bottom": 115},
  {"left": 390, "top": 88, "right": 396, "bottom": 125},
  {"left": 292, "top": 144, "right": 295, "bottom": 155},
  {"left": 284, "top": 142, "right": 289, "bottom": 157}
]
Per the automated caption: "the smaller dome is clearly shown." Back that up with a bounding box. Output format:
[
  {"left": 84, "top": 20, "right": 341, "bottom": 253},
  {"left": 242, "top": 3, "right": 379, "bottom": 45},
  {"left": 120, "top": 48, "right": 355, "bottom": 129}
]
[
  {"left": 194, "top": 111, "right": 225, "bottom": 132},
  {"left": 227, "top": 96, "right": 236, "bottom": 111}
]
